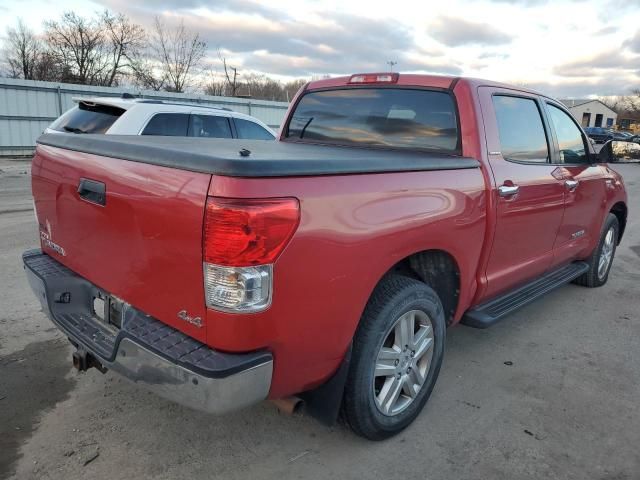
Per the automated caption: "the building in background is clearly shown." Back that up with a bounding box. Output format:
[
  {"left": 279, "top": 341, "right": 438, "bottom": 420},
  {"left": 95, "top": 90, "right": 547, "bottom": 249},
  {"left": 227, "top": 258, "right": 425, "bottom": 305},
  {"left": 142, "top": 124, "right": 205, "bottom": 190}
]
[
  {"left": 616, "top": 109, "right": 640, "bottom": 133},
  {"left": 560, "top": 99, "right": 617, "bottom": 129}
]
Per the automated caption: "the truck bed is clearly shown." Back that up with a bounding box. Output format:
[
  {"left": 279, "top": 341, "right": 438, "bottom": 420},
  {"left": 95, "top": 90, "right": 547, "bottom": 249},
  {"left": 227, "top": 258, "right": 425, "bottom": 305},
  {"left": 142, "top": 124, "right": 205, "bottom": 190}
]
[{"left": 37, "top": 133, "right": 480, "bottom": 177}]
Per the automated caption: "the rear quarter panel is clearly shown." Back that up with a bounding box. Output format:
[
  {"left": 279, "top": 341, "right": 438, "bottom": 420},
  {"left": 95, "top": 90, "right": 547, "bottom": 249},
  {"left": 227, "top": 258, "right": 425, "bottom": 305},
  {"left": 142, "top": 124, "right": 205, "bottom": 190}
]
[{"left": 207, "top": 169, "right": 486, "bottom": 397}]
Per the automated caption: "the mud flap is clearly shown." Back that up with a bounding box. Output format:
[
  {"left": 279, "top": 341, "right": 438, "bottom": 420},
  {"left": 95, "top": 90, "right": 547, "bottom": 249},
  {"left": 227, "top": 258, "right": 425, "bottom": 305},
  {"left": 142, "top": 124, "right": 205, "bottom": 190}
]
[{"left": 299, "top": 344, "right": 352, "bottom": 426}]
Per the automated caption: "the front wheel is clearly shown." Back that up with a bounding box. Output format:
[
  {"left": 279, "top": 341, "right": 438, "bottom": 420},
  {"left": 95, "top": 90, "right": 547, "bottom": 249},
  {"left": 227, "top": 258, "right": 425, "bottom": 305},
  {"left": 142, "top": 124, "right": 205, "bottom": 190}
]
[
  {"left": 574, "top": 213, "right": 619, "bottom": 288},
  {"left": 343, "top": 275, "right": 446, "bottom": 440}
]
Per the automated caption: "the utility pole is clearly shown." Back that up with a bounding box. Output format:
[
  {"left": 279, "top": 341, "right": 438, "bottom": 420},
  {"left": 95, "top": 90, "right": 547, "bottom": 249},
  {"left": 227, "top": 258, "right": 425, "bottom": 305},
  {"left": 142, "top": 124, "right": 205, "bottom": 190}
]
[{"left": 387, "top": 61, "right": 397, "bottom": 72}]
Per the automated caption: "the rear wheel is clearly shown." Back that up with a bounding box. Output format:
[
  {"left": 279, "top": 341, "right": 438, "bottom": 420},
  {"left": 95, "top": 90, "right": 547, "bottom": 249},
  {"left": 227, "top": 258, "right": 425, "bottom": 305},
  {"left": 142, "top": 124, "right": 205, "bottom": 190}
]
[
  {"left": 574, "top": 213, "right": 619, "bottom": 288},
  {"left": 343, "top": 275, "right": 445, "bottom": 440}
]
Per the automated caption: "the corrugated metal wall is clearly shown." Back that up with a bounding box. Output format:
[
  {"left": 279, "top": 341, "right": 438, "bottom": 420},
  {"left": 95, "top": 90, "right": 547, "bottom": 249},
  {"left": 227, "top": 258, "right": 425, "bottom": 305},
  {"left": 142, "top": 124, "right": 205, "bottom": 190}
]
[{"left": 0, "top": 77, "right": 290, "bottom": 156}]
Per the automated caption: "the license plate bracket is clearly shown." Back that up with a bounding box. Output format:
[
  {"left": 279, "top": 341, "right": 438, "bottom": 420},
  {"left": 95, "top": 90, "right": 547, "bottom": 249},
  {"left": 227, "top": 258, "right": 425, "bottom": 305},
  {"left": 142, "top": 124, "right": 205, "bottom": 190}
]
[{"left": 92, "top": 291, "right": 123, "bottom": 331}]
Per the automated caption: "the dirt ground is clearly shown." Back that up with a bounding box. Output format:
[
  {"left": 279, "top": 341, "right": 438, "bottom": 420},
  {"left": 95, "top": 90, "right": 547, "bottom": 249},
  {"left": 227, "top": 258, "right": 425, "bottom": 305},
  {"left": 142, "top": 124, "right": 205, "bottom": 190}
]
[{"left": 1, "top": 156, "right": 639, "bottom": 480}]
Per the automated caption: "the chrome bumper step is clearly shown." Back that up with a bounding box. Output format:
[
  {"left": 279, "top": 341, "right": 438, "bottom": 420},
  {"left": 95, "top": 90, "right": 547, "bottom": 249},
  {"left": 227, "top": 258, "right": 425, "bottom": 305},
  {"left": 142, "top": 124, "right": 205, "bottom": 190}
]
[{"left": 23, "top": 249, "right": 273, "bottom": 414}]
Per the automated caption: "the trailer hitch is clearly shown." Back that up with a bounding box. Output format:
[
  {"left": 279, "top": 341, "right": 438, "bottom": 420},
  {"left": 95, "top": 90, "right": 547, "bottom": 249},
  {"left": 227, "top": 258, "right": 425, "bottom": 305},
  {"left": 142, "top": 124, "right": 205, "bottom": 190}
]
[{"left": 72, "top": 348, "right": 108, "bottom": 374}]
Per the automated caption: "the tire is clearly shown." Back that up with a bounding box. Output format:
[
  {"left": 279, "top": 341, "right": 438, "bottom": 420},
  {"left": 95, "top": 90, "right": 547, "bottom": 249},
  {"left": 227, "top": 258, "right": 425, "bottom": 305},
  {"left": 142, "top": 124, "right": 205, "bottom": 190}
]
[
  {"left": 574, "top": 213, "right": 619, "bottom": 288},
  {"left": 343, "top": 274, "right": 446, "bottom": 440}
]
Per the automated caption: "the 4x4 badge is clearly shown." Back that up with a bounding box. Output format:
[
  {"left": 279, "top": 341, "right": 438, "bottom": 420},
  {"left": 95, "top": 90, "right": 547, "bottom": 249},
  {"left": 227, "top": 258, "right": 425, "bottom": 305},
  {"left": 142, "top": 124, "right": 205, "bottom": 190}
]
[{"left": 177, "top": 310, "right": 203, "bottom": 328}]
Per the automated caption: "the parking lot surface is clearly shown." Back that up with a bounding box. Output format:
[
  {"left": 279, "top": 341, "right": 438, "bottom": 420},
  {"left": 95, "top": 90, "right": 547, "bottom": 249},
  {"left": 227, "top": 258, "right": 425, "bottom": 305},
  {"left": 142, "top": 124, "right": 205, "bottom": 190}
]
[{"left": 1, "top": 156, "right": 639, "bottom": 480}]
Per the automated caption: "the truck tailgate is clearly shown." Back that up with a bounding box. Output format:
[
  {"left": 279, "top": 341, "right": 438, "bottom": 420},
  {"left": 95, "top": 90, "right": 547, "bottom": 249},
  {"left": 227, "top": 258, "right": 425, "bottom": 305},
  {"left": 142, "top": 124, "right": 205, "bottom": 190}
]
[{"left": 32, "top": 144, "right": 211, "bottom": 342}]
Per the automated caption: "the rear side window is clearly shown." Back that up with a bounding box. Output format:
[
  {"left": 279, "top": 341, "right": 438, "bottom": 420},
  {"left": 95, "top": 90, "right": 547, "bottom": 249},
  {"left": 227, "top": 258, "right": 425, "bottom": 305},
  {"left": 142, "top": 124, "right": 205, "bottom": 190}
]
[
  {"left": 492, "top": 95, "right": 549, "bottom": 163},
  {"left": 188, "top": 114, "right": 232, "bottom": 138},
  {"left": 50, "top": 102, "right": 124, "bottom": 134},
  {"left": 285, "top": 88, "right": 459, "bottom": 151},
  {"left": 235, "top": 118, "right": 275, "bottom": 140},
  {"left": 546, "top": 104, "right": 588, "bottom": 164},
  {"left": 141, "top": 113, "right": 189, "bottom": 136}
]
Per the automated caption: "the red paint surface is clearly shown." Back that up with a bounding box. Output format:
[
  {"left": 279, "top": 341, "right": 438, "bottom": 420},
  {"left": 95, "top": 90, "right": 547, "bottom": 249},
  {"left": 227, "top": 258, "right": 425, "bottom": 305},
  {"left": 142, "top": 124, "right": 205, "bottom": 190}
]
[
  {"left": 32, "top": 145, "right": 211, "bottom": 343},
  {"left": 206, "top": 171, "right": 486, "bottom": 396},
  {"left": 32, "top": 75, "right": 628, "bottom": 399}
]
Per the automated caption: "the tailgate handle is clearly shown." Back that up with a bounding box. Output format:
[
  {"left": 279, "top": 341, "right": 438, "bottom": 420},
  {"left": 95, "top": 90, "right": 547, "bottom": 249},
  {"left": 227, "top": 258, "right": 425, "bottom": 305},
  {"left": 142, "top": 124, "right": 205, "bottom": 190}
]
[{"left": 77, "top": 178, "right": 106, "bottom": 206}]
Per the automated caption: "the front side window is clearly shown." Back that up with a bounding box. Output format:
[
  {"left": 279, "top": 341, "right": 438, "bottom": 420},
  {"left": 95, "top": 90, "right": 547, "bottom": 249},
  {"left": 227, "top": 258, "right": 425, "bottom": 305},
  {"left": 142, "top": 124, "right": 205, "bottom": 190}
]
[
  {"left": 492, "top": 95, "right": 549, "bottom": 163},
  {"left": 547, "top": 104, "right": 588, "bottom": 164},
  {"left": 141, "top": 113, "right": 189, "bottom": 136},
  {"left": 235, "top": 118, "right": 275, "bottom": 140},
  {"left": 50, "top": 102, "right": 124, "bottom": 134},
  {"left": 285, "top": 88, "right": 459, "bottom": 151},
  {"left": 188, "top": 115, "right": 232, "bottom": 138}
]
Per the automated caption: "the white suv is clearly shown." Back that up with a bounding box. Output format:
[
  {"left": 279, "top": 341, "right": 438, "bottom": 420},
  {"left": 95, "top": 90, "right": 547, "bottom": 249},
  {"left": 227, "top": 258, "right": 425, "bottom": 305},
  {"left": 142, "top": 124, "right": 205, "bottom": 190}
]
[{"left": 47, "top": 96, "right": 276, "bottom": 140}]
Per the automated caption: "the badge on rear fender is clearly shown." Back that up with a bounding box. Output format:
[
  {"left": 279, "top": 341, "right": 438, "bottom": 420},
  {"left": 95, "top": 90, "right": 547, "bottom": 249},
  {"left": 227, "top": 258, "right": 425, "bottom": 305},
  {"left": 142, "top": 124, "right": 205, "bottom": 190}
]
[{"left": 177, "top": 310, "right": 203, "bottom": 328}]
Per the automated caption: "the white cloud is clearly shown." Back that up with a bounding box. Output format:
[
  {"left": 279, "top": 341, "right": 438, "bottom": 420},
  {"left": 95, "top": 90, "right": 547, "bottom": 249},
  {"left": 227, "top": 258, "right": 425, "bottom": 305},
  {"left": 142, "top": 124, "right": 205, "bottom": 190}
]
[
  {"left": 429, "top": 17, "right": 513, "bottom": 47},
  {"left": 1, "top": 0, "right": 639, "bottom": 96}
]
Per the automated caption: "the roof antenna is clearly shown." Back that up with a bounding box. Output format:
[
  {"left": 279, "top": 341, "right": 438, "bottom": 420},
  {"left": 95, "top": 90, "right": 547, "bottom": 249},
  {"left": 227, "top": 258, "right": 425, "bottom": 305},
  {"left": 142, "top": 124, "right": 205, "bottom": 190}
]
[
  {"left": 387, "top": 61, "right": 397, "bottom": 72},
  {"left": 239, "top": 148, "right": 251, "bottom": 157}
]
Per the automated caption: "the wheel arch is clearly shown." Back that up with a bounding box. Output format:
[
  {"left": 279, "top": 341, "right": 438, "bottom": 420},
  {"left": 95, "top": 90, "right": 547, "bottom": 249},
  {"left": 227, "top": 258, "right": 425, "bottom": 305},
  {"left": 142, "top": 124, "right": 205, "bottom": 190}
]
[
  {"left": 610, "top": 201, "right": 627, "bottom": 244},
  {"left": 382, "top": 249, "right": 462, "bottom": 327}
]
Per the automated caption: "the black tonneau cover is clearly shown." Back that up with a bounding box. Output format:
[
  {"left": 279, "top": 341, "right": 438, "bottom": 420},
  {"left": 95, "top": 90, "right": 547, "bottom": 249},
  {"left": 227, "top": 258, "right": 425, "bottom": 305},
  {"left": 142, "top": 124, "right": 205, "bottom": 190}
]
[{"left": 37, "top": 133, "right": 479, "bottom": 177}]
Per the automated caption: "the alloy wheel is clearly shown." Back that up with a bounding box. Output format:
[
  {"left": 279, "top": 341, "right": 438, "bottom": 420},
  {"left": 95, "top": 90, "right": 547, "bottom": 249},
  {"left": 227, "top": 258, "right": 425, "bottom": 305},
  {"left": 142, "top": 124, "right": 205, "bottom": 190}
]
[
  {"left": 598, "top": 227, "right": 615, "bottom": 280},
  {"left": 373, "top": 310, "right": 434, "bottom": 416}
]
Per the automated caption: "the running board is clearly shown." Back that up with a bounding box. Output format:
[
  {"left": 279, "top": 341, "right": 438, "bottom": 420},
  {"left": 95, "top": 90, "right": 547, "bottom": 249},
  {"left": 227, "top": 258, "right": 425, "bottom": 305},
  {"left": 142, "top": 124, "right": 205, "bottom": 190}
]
[{"left": 462, "top": 262, "right": 589, "bottom": 329}]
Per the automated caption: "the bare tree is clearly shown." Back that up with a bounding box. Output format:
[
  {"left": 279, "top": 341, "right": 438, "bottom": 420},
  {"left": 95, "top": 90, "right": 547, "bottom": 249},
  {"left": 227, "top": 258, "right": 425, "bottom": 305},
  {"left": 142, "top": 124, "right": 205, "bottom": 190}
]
[
  {"left": 242, "top": 73, "right": 284, "bottom": 100},
  {"left": 203, "top": 73, "right": 226, "bottom": 96},
  {"left": 1, "top": 12, "right": 308, "bottom": 103},
  {"left": 601, "top": 91, "right": 640, "bottom": 119},
  {"left": 599, "top": 96, "right": 624, "bottom": 113},
  {"left": 283, "top": 79, "right": 307, "bottom": 102},
  {"left": 240, "top": 76, "right": 307, "bottom": 102},
  {"left": 202, "top": 71, "right": 307, "bottom": 101},
  {"left": 3, "top": 19, "right": 44, "bottom": 79},
  {"left": 129, "top": 55, "right": 166, "bottom": 90},
  {"left": 219, "top": 50, "right": 241, "bottom": 96},
  {"left": 44, "top": 12, "right": 111, "bottom": 85},
  {"left": 3, "top": 13, "right": 143, "bottom": 85},
  {"left": 628, "top": 89, "right": 640, "bottom": 114},
  {"left": 33, "top": 51, "right": 66, "bottom": 81},
  {"left": 144, "top": 17, "right": 206, "bottom": 93},
  {"left": 101, "top": 11, "right": 146, "bottom": 87}
]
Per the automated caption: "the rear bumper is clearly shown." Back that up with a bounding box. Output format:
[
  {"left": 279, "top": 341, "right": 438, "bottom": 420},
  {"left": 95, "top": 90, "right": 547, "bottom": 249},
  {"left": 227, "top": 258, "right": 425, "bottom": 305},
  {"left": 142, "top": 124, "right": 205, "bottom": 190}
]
[{"left": 22, "top": 249, "right": 273, "bottom": 415}]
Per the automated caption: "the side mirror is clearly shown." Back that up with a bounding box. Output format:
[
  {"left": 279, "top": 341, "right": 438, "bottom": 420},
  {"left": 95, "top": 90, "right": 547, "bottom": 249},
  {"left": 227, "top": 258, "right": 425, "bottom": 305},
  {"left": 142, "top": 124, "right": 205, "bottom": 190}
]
[{"left": 598, "top": 140, "right": 640, "bottom": 163}]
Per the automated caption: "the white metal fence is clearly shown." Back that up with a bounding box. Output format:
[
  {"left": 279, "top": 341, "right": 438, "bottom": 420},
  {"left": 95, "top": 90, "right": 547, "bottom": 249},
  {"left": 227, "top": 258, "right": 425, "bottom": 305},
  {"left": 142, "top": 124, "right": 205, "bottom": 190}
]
[{"left": 0, "top": 77, "right": 290, "bottom": 156}]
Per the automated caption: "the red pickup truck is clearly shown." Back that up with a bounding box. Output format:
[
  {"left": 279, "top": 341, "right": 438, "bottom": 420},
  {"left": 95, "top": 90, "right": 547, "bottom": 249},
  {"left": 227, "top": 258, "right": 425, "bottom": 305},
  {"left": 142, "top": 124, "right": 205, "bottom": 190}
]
[{"left": 24, "top": 73, "right": 631, "bottom": 440}]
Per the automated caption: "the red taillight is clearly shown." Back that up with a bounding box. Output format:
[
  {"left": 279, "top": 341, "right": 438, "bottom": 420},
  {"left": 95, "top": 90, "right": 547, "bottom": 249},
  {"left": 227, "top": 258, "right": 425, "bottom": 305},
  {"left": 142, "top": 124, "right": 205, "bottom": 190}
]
[
  {"left": 348, "top": 73, "right": 399, "bottom": 84},
  {"left": 204, "top": 197, "right": 300, "bottom": 267}
]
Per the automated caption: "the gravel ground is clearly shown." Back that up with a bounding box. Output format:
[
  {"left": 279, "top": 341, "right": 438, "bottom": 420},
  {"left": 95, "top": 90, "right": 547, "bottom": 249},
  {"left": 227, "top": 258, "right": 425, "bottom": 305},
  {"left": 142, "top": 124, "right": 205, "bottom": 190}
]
[{"left": 1, "top": 156, "right": 639, "bottom": 480}]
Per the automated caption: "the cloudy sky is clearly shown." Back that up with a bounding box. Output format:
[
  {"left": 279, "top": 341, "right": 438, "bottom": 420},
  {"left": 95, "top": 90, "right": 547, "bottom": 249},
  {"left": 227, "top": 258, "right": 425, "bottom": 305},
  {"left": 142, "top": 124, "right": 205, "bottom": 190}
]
[{"left": 2, "top": 0, "right": 640, "bottom": 97}]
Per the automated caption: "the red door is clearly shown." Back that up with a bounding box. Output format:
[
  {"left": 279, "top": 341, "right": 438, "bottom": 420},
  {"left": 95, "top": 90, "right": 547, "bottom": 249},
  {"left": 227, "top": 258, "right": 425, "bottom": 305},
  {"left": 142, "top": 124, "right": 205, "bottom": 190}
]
[
  {"left": 477, "top": 87, "right": 566, "bottom": 301},
  {"left": 543, "top": 101, "right": 606, "bottom": 266}
]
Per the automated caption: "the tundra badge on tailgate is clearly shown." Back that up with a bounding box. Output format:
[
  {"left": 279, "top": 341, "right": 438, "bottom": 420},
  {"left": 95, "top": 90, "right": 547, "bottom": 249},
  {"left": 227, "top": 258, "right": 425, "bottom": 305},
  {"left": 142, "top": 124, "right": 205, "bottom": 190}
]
[{"left": 40, "top": 219, "right": 66, "bottom": 256}]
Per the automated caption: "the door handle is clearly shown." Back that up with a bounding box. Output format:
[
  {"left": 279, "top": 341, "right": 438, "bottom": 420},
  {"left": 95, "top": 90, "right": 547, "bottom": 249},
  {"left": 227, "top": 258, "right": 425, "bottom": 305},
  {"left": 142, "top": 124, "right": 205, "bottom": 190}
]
[
  {"left": 565, "top": 179, "right": 579, "bottom": 191},
  {"left": 77, "top": 178, "right": 106, "bottom": 206},
  {"left": 498, "top": 184, "right": 520, "bottom": 197}
]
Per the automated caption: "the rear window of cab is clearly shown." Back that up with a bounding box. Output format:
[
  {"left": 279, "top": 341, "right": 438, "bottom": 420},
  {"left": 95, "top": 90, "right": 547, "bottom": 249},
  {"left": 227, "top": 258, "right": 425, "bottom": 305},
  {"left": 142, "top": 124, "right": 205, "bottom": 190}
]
[{"left": 284, "top": 88, "right": 459, "bottom": 152}]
